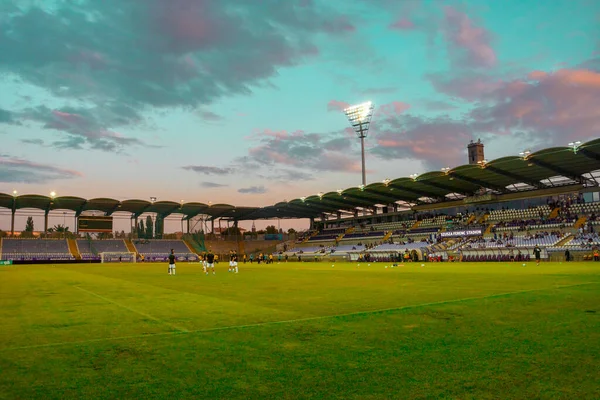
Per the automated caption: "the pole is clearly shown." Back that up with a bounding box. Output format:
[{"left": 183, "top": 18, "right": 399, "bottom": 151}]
[{"left": 360, "top": 134, "right": 366, "bottom": 186}]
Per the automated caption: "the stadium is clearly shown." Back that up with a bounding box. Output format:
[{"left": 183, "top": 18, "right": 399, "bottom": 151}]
[
  {"left": 2, "top": 139, "right": 600, "bottom": 398},
  {"left": 2, "top": 1, "right": 600, "bottom": 399}
]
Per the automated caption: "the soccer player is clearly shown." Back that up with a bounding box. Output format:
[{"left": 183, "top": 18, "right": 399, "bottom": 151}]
[
  {"left": 232, "top": 251, "right": 239, "bottom": 273},
  {"left": 228, "top": 250, "right": 234, "bottom": 272},
  {"left": 533, "top": 245, "right": 542, "bottom": 266},
  {"left": 206, "top": 250, "right": 216, "bottom": 275},
  {"left": 168, "top": 249, "right": 176, "bottom": 275}
]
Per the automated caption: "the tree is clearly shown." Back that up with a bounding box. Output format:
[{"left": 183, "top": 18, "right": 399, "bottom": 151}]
[
  {"left": 287, "top": 228, "right": 297, "bottom": 234},
  {"left": 155, "top": 215, "right": 164, "bottom": 239},
  {"left": 25, "top": 216, "right": 34, "bottom": 232},
  {"left": 145, "top": 215, "right": 154, "bottom": 239},
  {"left": 265, "top": 225, "right": 278, "bottom": 234},
  {"left": 137, "top": 220, "right": 145, "bottom": 239}
]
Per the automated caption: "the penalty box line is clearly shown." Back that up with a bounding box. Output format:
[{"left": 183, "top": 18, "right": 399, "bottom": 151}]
[
  {"left": 2, "top": 281, "right": 598, "bottom": 352},
  {"left": 74, "top": 286, "right": 190, "bottom": 333}
]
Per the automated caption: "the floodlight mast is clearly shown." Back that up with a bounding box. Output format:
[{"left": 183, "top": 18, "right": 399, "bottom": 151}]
[{"left": 344, "top": 101, "right": 374, "bottom": 186}]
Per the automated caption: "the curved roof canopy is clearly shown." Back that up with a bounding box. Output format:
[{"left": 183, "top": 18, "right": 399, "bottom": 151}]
[{"left": 2, "top": 139, "right": 600, "bottom": 220}]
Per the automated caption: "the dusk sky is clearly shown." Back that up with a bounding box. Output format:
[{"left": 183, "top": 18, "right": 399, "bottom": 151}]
[{"left": 1, "top": 0, "right": 599, "bottom": 232}]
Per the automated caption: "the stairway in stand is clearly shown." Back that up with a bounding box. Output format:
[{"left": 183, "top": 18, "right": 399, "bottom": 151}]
[
  {"left": 183, "top": 239, "right": 199, "bottom": 255},
  {"left": 548, "top": 207, "right": 560, "bottom": 219},
  {"left": 554, "top": 234, "right": 574, "bottom": 247},
  {"left": 574, "top": 216, "right": 587, "bottom": 229},
  {"left": 124, "top": 239, "right": 139, "bottom": 257},
  {"left": 382, "top": 231, "right": 393, "bottom": 241},
  {"left": 67, "top": 238, "right": 81, "bottom": 260}
]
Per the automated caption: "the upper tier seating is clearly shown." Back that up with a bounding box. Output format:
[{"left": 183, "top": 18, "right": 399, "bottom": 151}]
[
  {"left": 1, "top": 238, "right": 74, "bottom": 261},
  {"left": 132, "top": 240, "right": 197, "bottom": 261},
  {"left": 487, "top": 205, "right": 551, "bottom": 222}
]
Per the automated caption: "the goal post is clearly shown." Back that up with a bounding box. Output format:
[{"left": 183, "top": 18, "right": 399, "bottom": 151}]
[{"left": 100, "top": 252, "right": 136, "bottom": 263}]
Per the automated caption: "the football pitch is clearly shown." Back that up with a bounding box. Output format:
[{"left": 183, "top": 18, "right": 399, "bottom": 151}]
[{"left": 1, "top": 261, "right": 599, "bottom": 399}]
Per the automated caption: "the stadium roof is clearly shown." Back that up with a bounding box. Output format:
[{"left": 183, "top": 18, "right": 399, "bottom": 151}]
[{"left": 2, "top": 139, "right": 600, "bottom": 220}]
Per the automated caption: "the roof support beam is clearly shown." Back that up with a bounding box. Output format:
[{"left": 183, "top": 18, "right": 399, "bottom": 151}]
[
  {"left": 389, "top": 184, "right": 442, "bottom": 201},
  {"left": 74, "top": 200, "right": 88, "bottom": 218},
  {"left": 578, "top": 147, "right": 600, "bottom": 162},
  {"left": 363, "top": 190, "right": 407, "bottom": 204},
  {"left": 341, "top": 192, "right": 393, "bottom": 207},
  {"left": 526, "top": 157, "right": 591, "bottom": 185},
  {"left": 484, "top": 165, "right": 545, "bottom": 189},
  {"left": 417, "top": 180, "right": 470, "bottom": 196},
  {"left": 448, "top": 172, "right": 510, "bottom": 193}
]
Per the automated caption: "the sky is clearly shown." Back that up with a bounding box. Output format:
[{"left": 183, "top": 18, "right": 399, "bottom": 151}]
[{"left": 1, "top": 0, "right": 599, "bottom": 233}]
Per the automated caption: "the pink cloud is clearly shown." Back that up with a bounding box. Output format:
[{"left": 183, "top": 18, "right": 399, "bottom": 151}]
[
  {"left": 377, "top": 101, "right": 411, "bottom": 117},
  {"left": 327, "top": 100, "right": 350, "bottom": 112},
  {"left": 427, "top": 73, "right": 502, "bottom": 101},
  {"left": 389, "top": 18, "right": 415, "bottom": 31},
  {"left": 373, "top": 116, "right": 472, "bottom": 168},
  {"left": 443, "top": 6, "right": 496, "bottom": 68},
  {"left": 470, "top": 68, "right": 600, "bottom": 144}
]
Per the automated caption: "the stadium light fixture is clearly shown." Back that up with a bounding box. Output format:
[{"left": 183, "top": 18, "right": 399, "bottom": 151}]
[
  {"left": 409, "top": 174, "right": 419, "bottom": 180},
  {"left": 441, "top": 167, "right": 450, "bottom": 173},
  {"left": 568, "top": 141, "right": 581, "bottom": 153},
  {"left": 12, "top": 190, "right": 17, "bottom": 196},
  {"left": 150, "top": 196, "right": 157, "bottom": 203},
  {"left": 519, "top": 150, "right": 531, "bottom": 159},
  {"left": 50, "top": 191, "right": 56, "bottom": 198},
  {"left": 344, "top": 101, "right": 374, "bottom": 187},
  {"left": 383, "top": 178, "right": 391, "bottom": 186}
]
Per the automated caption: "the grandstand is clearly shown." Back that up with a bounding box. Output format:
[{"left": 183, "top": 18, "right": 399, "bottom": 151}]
[
  {"left": 1, "top": 139, "right": 600, "bottom": 263},
  {"left": 131, "top": 239, "right": 197, "bottom": 262}
]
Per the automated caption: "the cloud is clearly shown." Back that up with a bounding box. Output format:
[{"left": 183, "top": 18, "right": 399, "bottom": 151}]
[
  {"left": 388, "top": 18, "right": 415, "bottom": 31},
  {"left": 377, "top": 101, "right": 411, "bottom": 117},
  {"left": 20, "top": 138, "right": 45, "bottom": 146},
  {"left": 372, "top": 115, "right": 472, "bottom": 169},
  {"left": 371, "top": 63, "right": 600, "bottom": 168},
  {"left": 182, "top": 165, "right": 235, "bottom": 175},
  {"left": 198, "top": 110, "right": 224, "bottom": 122},
  {"left": 21, "top": 106, "right": 146, "bottom": 152},
  {"left": 200, "top": 181, "right": 228, "bottom": 188},
  {"left": 0, "top": 156, "right": 83, "bottom": 183},
  {"left": 468, "top": 67, "right": 600, "bottom": 145},
  {"left": 246, "top": 129, "right": 361, "bottom": 173},
  {"left": 442, "top": 6, "right": 496, "bottom": 68},
  {"left": 0, "top": 0, "right": 355, "bottom": 118},
  {"left": 327, "top": 100, "right": 350, "bottom": 112},
  {"left": 422, "top": 100, "right": 459, "bottom": 111},
  {"left": 427, "top": 73, "right": 502, "bottom": 101},
  {"left": 0, "top": 108, "right": 19, "bottom": 124},
  {"left": 238, "top": 185, "right": 268, "bottom": 194}
]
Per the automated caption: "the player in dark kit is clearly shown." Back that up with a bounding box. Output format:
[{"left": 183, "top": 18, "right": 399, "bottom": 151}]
[
  {"left": 206, "top": 250, "right": 216, "bottom": 275},
  {"left": 168, "top": 249, "right": 176, "bottom": 275},
  {"left": 533, "top": 245, "right": 542, "bottom": 265},
  {"left": 232, "top": 251, "right": 239, "bottom": 274}
]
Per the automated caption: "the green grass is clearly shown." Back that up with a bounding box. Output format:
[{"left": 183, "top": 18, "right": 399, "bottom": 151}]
[{"left": 1, "top": 261, "right": 599, "bottom": 399}]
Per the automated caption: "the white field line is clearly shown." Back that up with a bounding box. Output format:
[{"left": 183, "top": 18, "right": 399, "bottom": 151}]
[
  {"left": 74, "top": 286, "right": 190, "bottom": 333},
  {"left": 2, "top": 281, "right": 597, "bottom": 352}
]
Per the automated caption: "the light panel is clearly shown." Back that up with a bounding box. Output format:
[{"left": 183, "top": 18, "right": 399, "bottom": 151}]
[{"left": 344, "top": 101, "right": 374, "bottom": 138}]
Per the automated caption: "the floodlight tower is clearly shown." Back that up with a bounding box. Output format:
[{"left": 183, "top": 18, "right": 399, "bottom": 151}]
[{"left": 344, "top": 101, "right": 374, "bottom": 187}]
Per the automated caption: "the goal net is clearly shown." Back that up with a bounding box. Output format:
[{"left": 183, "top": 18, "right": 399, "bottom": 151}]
[{"left": 100, "top": 252, "right": 136, "bottom": 263}]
